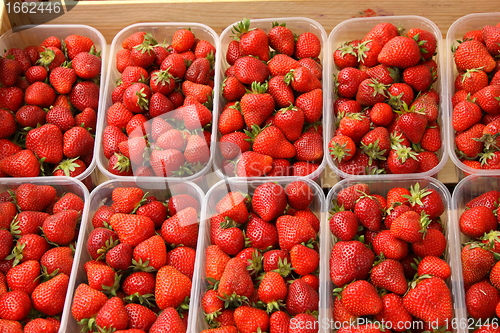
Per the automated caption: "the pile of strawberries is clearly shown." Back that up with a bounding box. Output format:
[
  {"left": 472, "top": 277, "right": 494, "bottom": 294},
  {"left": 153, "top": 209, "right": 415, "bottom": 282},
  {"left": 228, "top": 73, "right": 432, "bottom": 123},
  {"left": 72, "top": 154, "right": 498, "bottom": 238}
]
[
  {"left": 71, "top": 186, "right": 200, "bottom": 332},
  {"left": 101, "top": 29, "right": 216, "bottom": 177},
  {"left": 0, "top": 34, "right": 101, "bottom": 181},
  {"left": 200, "top": 180, "right": 321, "bottom": 332},
  {"left": 451, "top": 23, "right": 500, "bottom": 171},
  {"left": 0, "top": 183, "right": 84, "bottom": 331},
  {"left": 458, "top": 190, "right": 500, "bottom": 330},
  {"left": 329, "top": 182, "right": 454, "bottom": 332},
  {"left": 329, "top": 22, "right": 442, "bottom": 175},
  {"left": 218, "top": 19, "right": 324, "bottom": 178}
]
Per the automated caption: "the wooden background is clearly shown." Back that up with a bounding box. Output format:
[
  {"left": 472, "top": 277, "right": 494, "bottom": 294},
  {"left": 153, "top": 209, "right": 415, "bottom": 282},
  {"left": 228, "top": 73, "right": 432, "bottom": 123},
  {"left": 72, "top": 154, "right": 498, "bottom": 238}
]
[{"left": 1, "top": 0, "right": 499, "bottom": 187}]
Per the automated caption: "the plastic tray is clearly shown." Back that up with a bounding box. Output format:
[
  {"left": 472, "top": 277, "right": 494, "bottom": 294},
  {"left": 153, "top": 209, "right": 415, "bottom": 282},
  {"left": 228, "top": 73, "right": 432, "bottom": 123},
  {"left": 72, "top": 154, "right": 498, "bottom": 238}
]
[
  {"left": 213, "top": 17, "right": 328, "bottom": 181},
  {"left": 324, "top": 177, "right": 465, "bottom": 333},
  {"left": 189, "top": 177, "right": 326, "bottom": 332},
  {"left": 63, "top": 178, "right": 205, "bottom": 332},
  {"left": 0, "top": 24, "right": 107, "bottom": 189},
  {"left": 446, "top": 13, "right": 500, "bottom": 179},
  {"left": 325, "top": 16, "right": 449, "bottom": 180},
  {"left": 451, "top": 175, "right": 500, "bottom": 329},
  {"left": 0, "top": 176, "right": 90, "bottom": 333},
  {"left": 96, "top": 22, "right": 220, "bottom": 182}
]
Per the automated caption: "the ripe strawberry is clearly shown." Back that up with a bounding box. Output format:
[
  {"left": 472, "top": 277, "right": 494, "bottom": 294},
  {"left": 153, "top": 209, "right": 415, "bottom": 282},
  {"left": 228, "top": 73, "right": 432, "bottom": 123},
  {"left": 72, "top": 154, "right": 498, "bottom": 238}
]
[
  {"left": 235, "top": 151, "right": 273, "bottom": 177},
  {"left": 168, "top": 194, "right": 200, "bottom": 216},
  {"left": 184, "top": 134, "right": 210, "bottom": 164},
  {"left": 24, "top": 318, "right": 58, "bottom": 333},
  {"left": 268, "top": 22, "right": 295, "bottom": 56},
  {"left": 371, "top": 259, "right": 408, "bottom": 295},
  {"left": 161, "top": 207, "right": 199, "bottom": 248},
  {"left": 285, "top": 66, "right": 321, "bottom": 93},
  {"left": 24, "top": 81, "right": 56, "bottom": 108},
  {"left": 104, "top": 242, "right": 133, "bottom": 271},
  {"left": 387, "top": 145, "right": 419, "bottom": 174},
  {"left": 295, "top": 88, "right": 323, "bottom": 123},
  {"left": 37, "top": 46, "right": 66, "bottom": 70},
  {"left": 0, "top": 86, "right": 24, "bottom": 112},
  {"left": 466, "top": 280, "right": 499, "bottom": 320},
  {"left": 336, "top": 67, "right": 370, "bottom": 98},
  {"left": 125, "top": 303, "right": 157, "bottom": 332},
  {"left": 0, "top": 58, "right": 21, "bottom": 87},
  {"left": 218, "top": 256, "right": 254, "bottom": 300},
  {"left": 378, "top": 36, "right": 421, "bottom": 68},
  {"left": 240, "top": 82, "right": 275, "bottom": 127},
  {"left": 295, "top": 31, "right": 321, "bottom": 59},
  {"left": 454, "top": 40, "right": 496, "bottom": 73},
  {"left": 70, "top": 81, "right": 100, "bottom": 112},
  {"left": 73, "top": 51, "right": 102, "bottom": 79},
  {"left": 455, "top": 68, "right": 489, "bottom": 94},
  {"left": 14, "top": 183, "right": 56, "bottom": 212},
  {"left": 473, "top": 85, "right": 500, "bottom": 115},
  {"left": 453, "top": 100, "right": 482, "bottom": 132},
  {"left": 403, "top": 276, "right": 453, "bottom": 327},
  {"left": 459, "top": 206, "right": 496, "bottom": 238},
  {"left": 0, "top": 290, "right": 31, "bottom": 321},
  {"left": 31, "top": 273, "right": 69, "bottom": 316},
  {"left": 172, "top": 29, "right": 195, "bottom": 53},
  {"left": 166, "top": 246, "right": 196, "bottom": 280},
  {"left": 330, "top": 240, "right": 374, "bottom": 287},
  {"left": 356, "top": 78, "right": 388, "bottom": 106},
  {"left": 234, "top": 306, "right": 270, "bottom": 333},
  {"left": 195, "top": 39, "right": 216, "bottom": 59},
  {"left": 122, "top": 271, "right": 155, "bottom": 298},
  {"left": 390, "top": 210, "right": 428, "bottom": 243},
  {"left": 6, "top": 260, "right": 40, "bottom": 295},
  {"left": 276, "top": 215, "right": 316, "bottom": 251},
  {"left": 109, "top": 213, "right": 155, "bottom": 247},
  {"left": 64, "top": 34, "right": 95, "bottom": 59},
  {"left": 333, "top": 40, "right": 359, "bottom": 69},
  {"left": 340, "top": 280, "right": 383, "bottom": 316},
  {"left": 42, "top": 210, "right": 79, "bottom": 245},
  {"left": 0, "top": 109, "right": 16, "bottom": 139},
  {"left": 63, "top": 126, "right": 94, "bottom": 158},
  {"left": 149, "top": 307, "right": 187, "bottom": 333},
  {"left": 234, "top": 56, "right": 270, "bottom": 85},
  {"left": 407, "top": 28, "right": 437, "bottom": 60},
  {"left": 290, "top": 244, "right": 319, "bottom": 276},
  {"left": 329, "top": 210, "right": 359, "bottom": 241},
  {"left": 403, "top": 64, "right": 433, "bottom": 92},
  {"left": 286, "top": 279, "right": 319, "bottom": 315},
  {"left": 374, "top": 293, "right": 413, "bottom": 332},
  {"left": 71, "top": 283, "right": 108, "bottom": 321},
  {"left": 357, "top": 38, "right": 384, "bottom": 67},
  {"left": 149, "top": 149, "right": 185, "bottom": 177},
  {"left": 95, "top": 296, "right": 129, "bottom": 331},
  {"left": 40, "top": 246, "right": 73, "bottom": 277},
  {"left": 245, "top": 214, "right": 278, "bottom": 250},
  {"left": 455, "top": 123, "right": 485, "bottom": 158},
  {"left": 462, "top": 243, "right": 495, "bottom": 285}
]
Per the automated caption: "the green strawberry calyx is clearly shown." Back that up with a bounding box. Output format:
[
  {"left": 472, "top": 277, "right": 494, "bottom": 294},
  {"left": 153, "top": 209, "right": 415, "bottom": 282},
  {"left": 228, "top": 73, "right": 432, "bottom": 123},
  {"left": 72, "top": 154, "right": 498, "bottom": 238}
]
[{"left": 230, "top": 18, "right": 254, "bottom": 41}]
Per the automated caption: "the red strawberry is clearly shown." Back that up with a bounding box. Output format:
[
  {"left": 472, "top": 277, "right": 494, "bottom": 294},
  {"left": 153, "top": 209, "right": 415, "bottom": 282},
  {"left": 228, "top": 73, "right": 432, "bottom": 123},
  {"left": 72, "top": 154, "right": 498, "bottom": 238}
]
[
  {"left": 184, "top": 134, "right": 210, "bottom": 164},
  {"left": 168, "top": 194, "right": 200, "bottom": 216},
  {"left": 172, "top": 29, "right": 195, "bottom": 53},
  {"left": 31, "top": 273, "right": 69, "bottom": 316},
  {"left": 105, "top": 243, "right": 133, "bottom": 271},
  {"left": 6, "top": 260, "right": 40, "bottom": 295},
  {"left": 0, "top": 87, "right": 24, "bottom": 112},
  {"left": 95, "top": 297, "right": 129, "bottom": 331},
  {"left": 218, "top": 257, "right": 254, "bottom": 299},
  {"left": 340, "top": 280, "right": 383, "bottom": 316},
  {"left": 459, "top": 205, "right": 496, "bottom": 238},
  {"left": 42, "top": 210, "right": 79, "bottom": 245},
  {"left": 452, "top": 100, "right": 482, "bottom": 133},
  {"left": 329, "top": 210, "right": 359, "bottom": 241},
  {"left": 149, "top": 149, "right": 185, "bottom": 177},
  {"left": 133, "top": 235, "right": 167, "bottom": 270},
  {"left": 37, "top": 46, "right": 66, "bottom": 70},
  {"left": 403, "top": 64, "right": 434, "bottom": 92},
  {"left": 109, "top": 213, "right": 155, "bottom": 247},
  {"left": 234, "top": 306, "right": 270, "bottom": 333},
  {"left": 236, "top": 150, "right": 273, "bottom": 177},
  {"left": 166, "top": 246, "right": 196, "bottom": 280},
  {"left": 357, "top": 38, "right": 384, "bottom": 67},
  {"left": 387, "top": 145, "right": 419, "bottom": 174},
  {"left": 285, "top": 66, "right": 322, "bottom": 93},
  {"left": 454, "top": 40, "right": 496, "bottom": 73},
  {"left": 24, "top": 81, "right": 55, "bottom": 108},
  {"left": 0, "top": 58, "right": 21, "bottom": 87},
  {"left": 232, "top": 19, "right": 269, "bottom": 61},
  {"left": 473, "top": 85, "right": 500, "bottom": 115},
  {"left": 24, "top": 318, "right": 58, "bottom": 333},
  {"left": 356, "top": 78, "right": 388, "bottom": 106},
  {"left": 407, "top": 28, "right": 437, "bottom": 60},
  {"left": 295, "top": 31, "right": 321, "bottom": 59},
  {"left": 354, "top": 195, "right": 383, "bottom": 231},
  {"left": 149, "top": 307, "right": 187, "bottom": 333},
  {"left": 371, "top": 259, "right": 408, "bottom": 295},
  {"left": 330, "top": 240, "right": 374, "bottom": 287},
  {"left": 269, "top": 22, "right": 295, "bottom": 56},
  {"left": 73, "top": 51, "right": 101, "bottom": 79},
  {"left": 70, "top": 81, "right": 100, "bottom": 112},
  {"left": 195, "top": 39, "right": 216, "bottom": 59},
  {"left": 285, "top": 279, "right": 319, "bottom": 315},
  {"left": 295, "top": 88, "right": 323, "bottom": 123},
  {"left": 0, "top": 290, "right": 31, "bottom": 321},
  {"left": 125, "top": 303, "right": 156, "bottom": 332},
  {"left": 40, "top": 246, "right": 73, "bottom": 277},
  {"left": 64, "top": 34, "right": 95, "bottom": 59},
  {"left": 161, "top": 207, "right": 199, "bottom": 248},
  {"left": 374, "top": 293, "right": 413, "bottom": 332},
  {"left": 251, "top": 182, "right": 287, "bottom": 222},
  {"left": 240, "top": 82, "right": 275, "bottom": 127},
  {"left": 403, "top": 276, "right": 453, "bottom": 327},
  {"left": 466, "top": 280, "right": 499, "bottom": 320},
  {"left": 14, "top": 183, "right": 56, "bottom": 212},
  {"left": 290, "top": 244, "right": 319, "bottom": 276},
  {"left": 71, "top": 283, "right": 108, "bottom": 321},
  {"left": 63, "top": 126, "right": 94, "bottom": 158},
  {"left": 378, "top": 36, "right": 421, "bottom": 68}
]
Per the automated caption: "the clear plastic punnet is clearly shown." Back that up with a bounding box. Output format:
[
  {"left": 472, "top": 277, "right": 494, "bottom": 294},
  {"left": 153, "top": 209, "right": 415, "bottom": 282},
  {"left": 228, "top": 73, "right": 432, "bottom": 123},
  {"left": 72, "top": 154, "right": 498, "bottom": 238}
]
[
  {"left": 190, "top": 177, "right": 326, "bottom": 332},
  {"left": 325, "top": 16, "right": 449, "bottom": 180},
  {"left": 213, "top": 18, "right": 328, "bottom": 181},
  {"left": 451, "top": 175, "right": 500, "bottom": 331},
  {"left": 0, "top": 24, "right": 107, "bottom": 189},
  {"left": 95, "top": 22, "right": 220, "bottom": 182},
  {"left": 324, "top": 177, "right": 465, "bottom": 333},
  {"left": 0, "top": 176, "right": 90, "bottom": 333},
  {"left": 446, "top": 13, "right": 500, "bottom": 179},
  {"left": 63, "top": 178, "right": 204, "bottom": 332}
]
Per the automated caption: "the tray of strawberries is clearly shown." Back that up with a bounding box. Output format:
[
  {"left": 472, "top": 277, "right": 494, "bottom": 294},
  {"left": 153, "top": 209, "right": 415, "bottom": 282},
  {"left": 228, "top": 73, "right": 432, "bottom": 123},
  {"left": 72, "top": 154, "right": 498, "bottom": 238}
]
[
  {"left": 326, "top": 16, "right": 448, "bottom": 179},
  {"left": 96, "top": 23, "right": 219, "bottom": 180},
  {"left": 65, "top": 179, "right": 204, "bottom": 332},
  {"left": 213, "top": 17, "right": 327, "bottom": 179},
  {"left": 447, "top": 13, "right": 500, "bottom": 176},
  {"left": 452, "top": 175, "right": 500, "bottom": 332},
  {"left": 190, "top": 178, "right": 325, "bottom": 332},
  {"left": 0, "top": 177, "right": 89, "bottom": 332},
  {"left": 0, "top": 24, "right": 107, "bottom": 188},
  {"left": 325, "top": 178, "right": 464, "bottom": 333}
]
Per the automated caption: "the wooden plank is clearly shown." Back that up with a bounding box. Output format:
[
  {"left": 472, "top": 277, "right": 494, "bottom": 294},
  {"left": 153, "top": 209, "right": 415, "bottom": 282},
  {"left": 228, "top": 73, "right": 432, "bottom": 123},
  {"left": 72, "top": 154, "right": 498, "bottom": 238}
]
[
  {"left": 0, "top": 2, "right": 12, "bottom": 35},
  {"left": 23, "top": 0, "right": 499, "bottom": 42}
]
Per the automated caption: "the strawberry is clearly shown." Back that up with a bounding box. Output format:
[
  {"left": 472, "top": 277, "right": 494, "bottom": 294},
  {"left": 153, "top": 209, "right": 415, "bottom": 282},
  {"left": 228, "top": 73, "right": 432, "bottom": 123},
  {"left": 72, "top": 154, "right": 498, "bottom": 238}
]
[
  {"left": 336, "top": 183, "right": 369, "bottom": 210},
  {"left": 390, "top": 210, "right": 428, "bottom": 243},
  {"left": 105, "top": 243, "right": 133, "bottom": 271},
  {"left": 284, "top": 66, "right": 321, "bottom": 93},
  {"left": 290, "top": 244, "right": 319, "bottom": 276},
  {"left": 240, "top": 82, "right": 275, "bottom": 127},
  {"left": 85, "top": 260, "right": 117, "bottom": 292},
  {"left": 0, "top": 58, "right": 21, "bottom": 87},
  {"left": 24, "top": 81, "right": 55, "bottom": 108},
  {"left": 357, "top": 38, "right": 384, "bottom": 67},
  {"left": 41, "top": 246, "right": 74, "bottom": 277},
  {"left": 184, "top": 134, "right": 210, "bottom": 164},
  {"left": 378, "top": 36, "right": 421, "bottom": 68},
  {"left": 387, "top": 145, "right": 419, "bottom": 174},
  {"left": 403, "top": 276, "right": 453, "bottom": 327},
  {"left": 133, "top": 235, "right": 167, "bottom": 271},
  {"left": 109, "top": 213, "right": 155, "bottom": 247},
  {"left": 95, "top": 296, "right": 129, "bottom": 331},
  {"left": 161, "top": 53, "right": 187, "bottom": 79},
  {"left": 37, "top": 46, "right": 66, "bottom": 70},
  {"left": 218, "top": 257, "right": 254, "bottom": 299},
  {"left": 354, "top": 195, "right": 383, "bottom": 231},
  {"left": 42, "top": 210, "right": 79, "bottom": 245},
  {"left": 473, "top": 85, "right": 500, "bottom": 115},
  {"left": 268, "top": 22, "right": 295, "bottom": 56},
  {"left": 329, "top": 135, "right": 357, "bottom": 163},
  {"left": 234, "top": 306, "right": 270, "bottom": 333},
  {"left": 149, "top": 307, "right": 187, "bottom": 333},
  {"left": 336, "top": 67, "right": 370, "bottom": 98},
  {"left": 194, "top": 39, "right": 216, "bottom": 59},
  {"left": 355, "top": 78, "right": 388, "bottom": 106},
  {"left": 125, "top": 303, "right": 157, "bottom": 332},
  {"left": 407, "top": 28, "right": 437, "bottom": 60},
  {"left": 295, "top": 88, "right": 323, "bottom": 123},
  {"left": 294, "top": 131, "right": 323, "bottom": 162},
  {"left": 63, "top": 126, "right": 94, "bottom": 159},
  {"left": 14, "top": 183, "right": 56, "bottom": 212},
  {"left": 273, "top": 105, "right": 304, "bottom": 142},
  {"left": 482, "top": 25, "right": 500, "bottom": 55},
  {"left": 14, "top": 105, "right": 45, "bottom": 128},
  {"left": 122, "top": 82, "right": 151, "bottom": 113},
  {"left": 0, "top": 86, "right": 24, "bottom": 112},
  {"left": 166, "top": 246, "right": 196, "bottom": 280},
  {"left": 64, "top": 34, "right": 95, "bottom": 59},
  {"left": 466, "top": 281, "right": 499, "bottom": 320},
  {"left": 234, "top": 56, "right": 270, "bottom": 85},
  {"left": 72, "top": 51, "right": 101, "bottom": 79},
  {"left": 466, "top": 190, "right": 500, "bottom": 210},
  {"left": 330, "top": 240, "right": 374, "bottom": 287},
  {"left": 218, "top": 105, "right": 245, "bottom": 135},
  {"left": 182, "top": 80, "right": 213, "bottom": 104},
  {"left": 329, "top": 210, "right": 359, "bottom": 241},
  {"left": 168, "top": 194, "right": 200, "bottom": 216},
  {"left": 205, "top": 245, "right": 231, "bottom": 283},
  {"left": 236, "top": 151, "right": 273, "bottom": 177},
  {"left": 46, "top": 106, "right": 76, "bottom": 132},
  {"left": 286, "top": 279, "right": 319, "bottom": 315},
  {"left": 462, "top": 243, "right": 495, "bottom": 285},
  {"left": 232, "top": 19, "right": 269, "bottom": 61},
  {"left": 25, "top": 124, "right": 63, "bottom": 165},
  {"left": 149, "top": 149, "right": 185, "bottom": 177},
  {"left": 338, "top": 113, "right": 371, "bottom": 143},
  {"left": 455, "top": 68, "right": 489, "bottom": 94},
  {"left": 161, "top": 207, "right": 199, "bottom": 248},
  {"left": 31, "top": 273, "right": 69, "bottom": 316},
  {"left": 122, "top": 271, "right": 155, "bottom": 299},
  {"left": 172, "top": 29, "right": 195, "bottom": 53},
  {"left": 454, "top": 40, "right": 496, "bottom": 73},
  {"left": 276, "top": 215, "right": 316, "bottom": 251},
  {"left": 295, "top": 32, "right": 321, "bottom": 59},
  {"left": 71, "top": 283, "right": 108, "bottom": 321},
  {"left": 252, "top": 126, "right": 296, "bottom": 159},
  {"left": 6, "top": 260, "right": 40, "bottom": 295},
  {"left": 0, "top": 109, "right": 16, "bottom": 139},
  {"left": 407, "top": 184, "right": 445, "bottom": 219},
  {"left": 459, "top": 206, "right": 496, "bottom": 238},
  {"left": 455, "top": 123, "right": 485, "bottom": 158},
  {"left": 24, "top": 318, "right": 58, "bottom": 333},
  {"left": 370, "top": 259, "right": 407, "bottom": 295},
  {"left": 70, "top": 81, "right": 100, "bottom": 112},
  {"left": 0, "top": 290, "right": 31, "bottom": 321},
  {"left": 374, "top": 293, "right": 413, "bottom": 332},
  {"left": 185, "top": 57, "right": 212, "bottom": 84},
  {"left": 333, "top": 40, "right": 359, "bottom": 69},
  {"left": 285, "top": 181, "right": 313, "bottom": 210},
  {"left": 403, "top": 64, "right": 433, "bottom": 92},
  {"left": 453, "top": 100, "right": 482, "bottom": 132},
  {"left": 86, "top": 227, "right": 118, "bottom": 260},
  {"left": 340, "top": 280, "right": 383, "bottom": 316}
]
